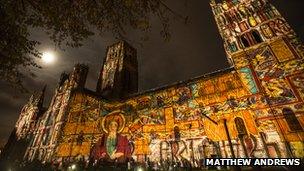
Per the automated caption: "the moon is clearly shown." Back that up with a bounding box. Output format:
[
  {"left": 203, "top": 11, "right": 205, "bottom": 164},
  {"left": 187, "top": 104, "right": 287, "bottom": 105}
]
[{"left": 42, "top": 51, "right": 56, "bottom": 64}]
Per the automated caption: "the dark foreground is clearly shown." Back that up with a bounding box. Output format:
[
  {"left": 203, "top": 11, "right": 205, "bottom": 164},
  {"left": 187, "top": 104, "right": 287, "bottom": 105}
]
[{"left": 0, "top": 159, "right": 303, "bottom": 171}]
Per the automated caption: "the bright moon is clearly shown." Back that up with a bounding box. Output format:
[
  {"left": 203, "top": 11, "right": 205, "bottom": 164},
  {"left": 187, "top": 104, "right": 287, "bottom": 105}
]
[{"left": 42, "top": 51, "right": 55, "bottom": 64}]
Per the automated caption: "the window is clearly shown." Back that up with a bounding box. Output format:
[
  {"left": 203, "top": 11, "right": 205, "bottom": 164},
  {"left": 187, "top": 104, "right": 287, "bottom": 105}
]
[
  {"left": 238, "top": 5, "right": 248, "bottom": 19},
  {"left": 252, "top": 30, "right": 263, "bottom": 43},
  {"left": 224, "top": 12, "right": 233, "bottom": 24},
  {"left": 248, "top": 16, "right": 257, "bottom": 27},
  {"left": 239, "top": 21, "right": 249, "bottom": 32},
  {"left": 283, "top": 108, "right": 302, "bottom": 132},
  {"left": 239, "top": 30, "right": 263, "bottom": 48},
  {"left": 235, "top": 117, "right": 247, "bottom": 136},
  {"left": 265, "top": 5, "right": 275, "bottom": 19},
  {"left": 240, "top": 35, "right": 250, "bottom": 48},
  {"left": 215, "top": 6, "right": 223, "bottom": 15},
  {"left": 257, "top": 12, "right": 267, "bottom": 22},
  {"left": 218, "top": 15, "right": 227, "bottom": 26}
]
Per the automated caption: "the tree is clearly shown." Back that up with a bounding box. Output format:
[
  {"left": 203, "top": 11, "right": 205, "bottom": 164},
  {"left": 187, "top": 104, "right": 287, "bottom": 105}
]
[{"left": 0, "top": 0, "right": 188, "bottom": 92}]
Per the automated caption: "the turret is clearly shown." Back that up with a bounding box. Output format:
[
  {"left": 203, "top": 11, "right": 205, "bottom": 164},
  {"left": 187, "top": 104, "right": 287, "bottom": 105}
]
[
  {"left": 58, "top": 72, "right": 69, "bottom": 88},
  {"left": 15, "top": 86, "right": 46, "bottom": 139},
  {"left": 70, "top": 63, "right": 89, "bottom": 89},
  {"left": 33, "top": 85, "right": 46, "bottom": 109}
]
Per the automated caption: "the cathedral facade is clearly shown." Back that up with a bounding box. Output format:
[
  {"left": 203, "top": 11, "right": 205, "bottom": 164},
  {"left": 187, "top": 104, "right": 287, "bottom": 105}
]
[{"left": 4, "top": 0, "right": 304, "bottom": 165}]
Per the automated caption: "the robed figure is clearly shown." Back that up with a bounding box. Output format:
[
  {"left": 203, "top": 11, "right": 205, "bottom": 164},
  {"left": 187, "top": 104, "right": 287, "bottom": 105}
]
[{"left": 91, "top": 113, "right": 131, "bottom": 164}]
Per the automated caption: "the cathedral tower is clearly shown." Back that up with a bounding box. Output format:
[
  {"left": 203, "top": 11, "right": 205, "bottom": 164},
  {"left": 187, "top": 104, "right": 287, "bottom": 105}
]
[
  {"left": 211, "top": 0, "right": 304, "bottom": 157},
  {"left": 70, "top": 63, "right": 89, "bottom": 89},
  {"left": 1, "top": 86, "right": 46, "bottom": 162},
  {"left": 23, "top": 64, "right": 89, "bottom": 162},
  {"left": 15, "top": 86, "right": 46, "bottom": 139},
  {"left": 210, "top": 0, "right": 303, "bottom": 67},
  {"left": 97, "top": 41, "right": 138, "bottom": 100}
]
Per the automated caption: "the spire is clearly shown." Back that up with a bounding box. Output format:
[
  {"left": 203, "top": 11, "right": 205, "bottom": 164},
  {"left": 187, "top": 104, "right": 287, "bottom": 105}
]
[
  {"left": 29, "top": 94, "right": 34, "bottom": 104},
  {"left": 58, "top": 72, "right": 69, "bottom": 87},
  {"left": 35, "top": 85, "right": 47, "bottom": 108},
  {"left": 70, "top": 63, "right": 89, "bottom": 89}
]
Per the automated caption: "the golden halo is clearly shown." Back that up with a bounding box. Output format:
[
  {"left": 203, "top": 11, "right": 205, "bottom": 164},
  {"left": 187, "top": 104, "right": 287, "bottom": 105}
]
[{"left": 101, "top": 110, "right": 126, "bottom": 133}]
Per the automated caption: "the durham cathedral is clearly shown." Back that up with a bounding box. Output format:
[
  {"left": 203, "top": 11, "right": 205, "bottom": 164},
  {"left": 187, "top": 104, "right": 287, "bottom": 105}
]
[{"left": 1, "top": 0, "right": 304, "bottom": 168}]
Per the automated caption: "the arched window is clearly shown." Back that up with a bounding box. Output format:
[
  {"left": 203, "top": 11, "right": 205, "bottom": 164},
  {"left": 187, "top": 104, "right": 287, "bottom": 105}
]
[
  {"left": 235, "top": 117, "right": 247, "bottom": 136},
  {"left": 238, "top": 5, "right": 248, "bottom": 18},
  {"left": 265, "top": 4, "right": 275, "bottom": 19},
  {"left": 248, "top": 16, "right": 257, "bottom": 27},
  {"left": 215, "top": 6, "right": 223, "bottom": 15},
  {"left": 218, "top": 15, "right": 226, "bottom": 26},
  {"left": 216, "top": 18, "right": 223, "bottom": 27},
  {"left": 283, "top": 108, "right": 302, "bottom": 131},
  {"left": 239, "top": 21, "right": 249, "bottom": 32},
  {"left": 257, "top": 11, "right": 267, "bottom": 22},
  {"left": 252, "top": 30, "right": 263, "bottom": 43},
  {"left": 240, "top": 35, "right": 250, "bottom": 48}
]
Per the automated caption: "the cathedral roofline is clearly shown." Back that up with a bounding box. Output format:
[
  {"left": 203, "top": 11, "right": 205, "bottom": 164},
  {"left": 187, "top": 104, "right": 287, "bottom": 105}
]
[
  {"left": 124, "top": 66, "right": 235, "bottom": 99},
  {"left": 72, "top": 66, "right": 235, "bottom": 103}
]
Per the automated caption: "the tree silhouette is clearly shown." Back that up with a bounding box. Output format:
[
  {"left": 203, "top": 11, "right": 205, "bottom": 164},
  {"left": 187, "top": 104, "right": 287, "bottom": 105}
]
[{"left": 0, "top": 0, "right": 188, "bottom": 91}]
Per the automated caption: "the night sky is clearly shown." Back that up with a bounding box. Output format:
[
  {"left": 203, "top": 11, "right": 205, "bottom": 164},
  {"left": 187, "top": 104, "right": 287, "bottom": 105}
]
[{"left": 0, "top": 0, "right": 304, "bottom": 148}]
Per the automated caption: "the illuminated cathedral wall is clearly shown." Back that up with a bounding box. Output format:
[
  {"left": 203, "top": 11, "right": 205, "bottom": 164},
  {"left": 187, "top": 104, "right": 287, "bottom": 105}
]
[
  {"left": 55, "top": 0, "right": 304, "bottom": 162},
  {"left": 24, "top": 64, "right": 89, "bottom": 161},
  {"left": 210, "top": 0, "right": 304, "bottom": 159},
  {"left": 56, "top": 60, "right": 304, "bottom": 163},
  {"left": 8, "top": 0, "right": 304, "bottom": 164}
]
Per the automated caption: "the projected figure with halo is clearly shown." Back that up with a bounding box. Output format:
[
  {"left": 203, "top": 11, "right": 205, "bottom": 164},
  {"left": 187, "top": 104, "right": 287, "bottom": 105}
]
[{"left": 91, "top": 111, "right": 131, "bottom": 163}]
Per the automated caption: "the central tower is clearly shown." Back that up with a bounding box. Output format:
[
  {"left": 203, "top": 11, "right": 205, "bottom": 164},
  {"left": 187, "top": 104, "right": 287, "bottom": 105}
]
[{"left": 96, "top": 41, "right": 138, "bottom": 100}]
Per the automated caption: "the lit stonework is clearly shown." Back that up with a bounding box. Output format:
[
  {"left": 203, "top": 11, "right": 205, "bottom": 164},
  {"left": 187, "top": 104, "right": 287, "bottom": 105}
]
[
  {"left": 24, "top": 64, "right": 89, "bottom": 161},
  {"left": 15, "top": 86, "right": 46, "bottom": 140},
  {"left": 3, "top": 0, "right": 304, "bottom": 164},
  {"left": 96, "top": 41, "right": 138, "bottom": 100}
]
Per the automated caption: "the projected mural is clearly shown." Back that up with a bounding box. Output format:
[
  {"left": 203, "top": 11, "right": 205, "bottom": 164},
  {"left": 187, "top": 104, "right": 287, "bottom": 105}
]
[
  {"left": 55, "top": 66, "right": 303, "bottom": 163},
  {"left": 7, "top": 0, "right": 303, "bottom": 166}
]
